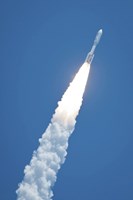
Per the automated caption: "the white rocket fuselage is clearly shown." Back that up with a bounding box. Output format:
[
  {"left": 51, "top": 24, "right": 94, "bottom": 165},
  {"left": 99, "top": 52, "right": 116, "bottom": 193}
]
[{"left": 85, "top": 29, "right": 103, "bottom": 64}]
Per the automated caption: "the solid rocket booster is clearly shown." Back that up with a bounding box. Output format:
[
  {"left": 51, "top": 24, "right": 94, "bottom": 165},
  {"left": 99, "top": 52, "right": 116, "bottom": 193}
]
[{"left": 85, "top": 29, "right": 103, "bottom": 64}]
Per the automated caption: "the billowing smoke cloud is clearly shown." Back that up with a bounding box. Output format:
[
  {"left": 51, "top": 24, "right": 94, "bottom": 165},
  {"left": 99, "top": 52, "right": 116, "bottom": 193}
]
[{"left": 16, "top": 62, "right": 90, "bottom": 200}]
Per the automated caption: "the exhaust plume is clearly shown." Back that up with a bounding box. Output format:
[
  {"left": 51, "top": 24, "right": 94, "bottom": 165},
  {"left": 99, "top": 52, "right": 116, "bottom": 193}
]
[{"left": 16, "top": 62, "right": 90, "bottom": 200}]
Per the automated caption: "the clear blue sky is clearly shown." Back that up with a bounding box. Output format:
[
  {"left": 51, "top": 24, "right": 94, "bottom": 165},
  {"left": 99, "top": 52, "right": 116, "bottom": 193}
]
[{"left": 1, "top": 1, "right": 133, "bottom": 199}]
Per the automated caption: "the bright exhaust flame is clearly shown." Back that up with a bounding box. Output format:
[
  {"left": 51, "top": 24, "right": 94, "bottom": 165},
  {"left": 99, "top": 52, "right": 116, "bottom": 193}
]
[
  {"left": 52, "top": 62, "right": 90, "bottom": 128},
  {"left": 16, "top": 62, "right": 90, "bottom": 200}
]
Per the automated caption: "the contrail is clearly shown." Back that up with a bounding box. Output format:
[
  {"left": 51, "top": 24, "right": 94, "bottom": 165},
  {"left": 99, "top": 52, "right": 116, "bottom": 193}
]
[
  {"left": 16, "top": 62, "right": 90, "bottom": 200},
  {"left": 16, "top": 29, "right": 102, "bottom": 200}
]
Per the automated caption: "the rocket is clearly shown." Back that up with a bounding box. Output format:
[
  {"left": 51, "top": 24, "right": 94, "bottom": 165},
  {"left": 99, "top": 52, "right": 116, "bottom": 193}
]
[{"left": 85, "top": 29, "right": 103, "bottom": 64}]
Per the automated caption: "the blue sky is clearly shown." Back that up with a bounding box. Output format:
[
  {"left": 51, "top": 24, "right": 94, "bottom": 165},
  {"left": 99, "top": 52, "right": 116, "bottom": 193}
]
[{"left": 1, "top": 0, "right": 133, "bottom": 199}]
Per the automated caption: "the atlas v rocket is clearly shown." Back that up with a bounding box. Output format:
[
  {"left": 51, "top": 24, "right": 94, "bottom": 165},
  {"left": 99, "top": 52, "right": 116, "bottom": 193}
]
[{"left": 85, "top": 29, "right": 103, "bottom": 64}]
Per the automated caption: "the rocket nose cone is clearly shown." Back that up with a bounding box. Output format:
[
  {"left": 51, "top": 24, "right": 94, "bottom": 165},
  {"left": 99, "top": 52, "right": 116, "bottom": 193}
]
[{"left": 98, "top": 29, "right": 103, "bottom": 34}]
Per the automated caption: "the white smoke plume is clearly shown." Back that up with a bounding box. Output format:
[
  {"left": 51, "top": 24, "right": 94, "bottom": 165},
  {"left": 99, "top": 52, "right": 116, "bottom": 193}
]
[{"left": 16, "top": 62, "right": 90, "bottom": 200}]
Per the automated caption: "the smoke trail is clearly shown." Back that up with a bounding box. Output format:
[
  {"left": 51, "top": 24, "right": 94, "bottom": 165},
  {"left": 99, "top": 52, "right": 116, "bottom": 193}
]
[{"left": 16, "top": 62, "right": 90, "bottom": 200}]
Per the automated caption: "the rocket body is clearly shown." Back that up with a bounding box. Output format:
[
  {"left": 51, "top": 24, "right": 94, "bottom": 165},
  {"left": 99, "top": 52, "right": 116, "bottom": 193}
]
[{"left": 85, "top": 29, "right": 103, "bottom": 64}]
